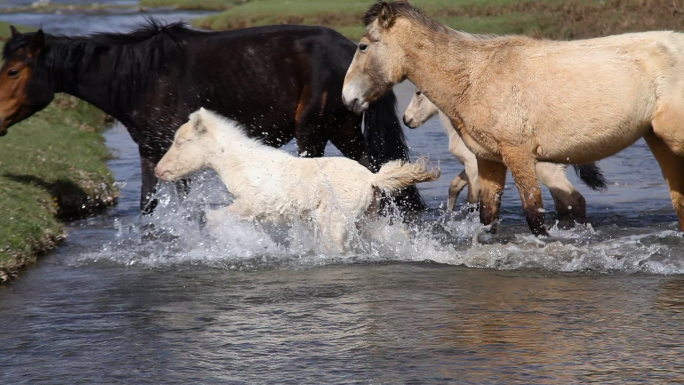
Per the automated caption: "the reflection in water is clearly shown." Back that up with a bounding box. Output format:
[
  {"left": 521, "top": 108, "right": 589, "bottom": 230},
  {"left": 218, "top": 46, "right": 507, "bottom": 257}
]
[{"left": 3, "top": 264, "right": 684, "bottom": 383}]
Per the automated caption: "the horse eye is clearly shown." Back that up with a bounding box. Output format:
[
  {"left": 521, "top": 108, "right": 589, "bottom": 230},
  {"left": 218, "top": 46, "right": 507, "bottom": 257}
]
[
  {"left": 359, "top": 43, "right": 368, "bottom": 53},
  {"left": 7, "top": 69, "right": 19, "bottom": 78},
  {"left": 416, "top": 91, "right": 421, "bottom": 96}
]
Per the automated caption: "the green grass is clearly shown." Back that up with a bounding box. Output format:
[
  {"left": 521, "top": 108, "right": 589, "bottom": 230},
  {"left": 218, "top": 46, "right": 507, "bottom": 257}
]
[
  {"left": 189, "top": 0, "right": 564, "bottom": 39},
  {"left": 180, "top": 0, "right": 683, "bottom": 41},
  {"left": 140, "top": 0, "right": 244, "bottom": 10},
  {"left": 0, "top": 22, "right": 117, "bottom": 282}
]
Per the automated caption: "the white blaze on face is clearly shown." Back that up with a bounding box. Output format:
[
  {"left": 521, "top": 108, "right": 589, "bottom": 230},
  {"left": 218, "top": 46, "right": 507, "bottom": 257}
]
[{"left": 342, "top": 52, "right": 371, "bottom": 114}]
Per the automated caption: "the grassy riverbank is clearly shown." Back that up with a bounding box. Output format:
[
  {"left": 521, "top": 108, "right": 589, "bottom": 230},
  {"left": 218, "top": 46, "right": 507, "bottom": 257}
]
[
  {"left": 140, "top": 0, "right": 684, "bottom": 40},
  {"left": 0, "top": 22, "right": 117, "bottom": 282}
]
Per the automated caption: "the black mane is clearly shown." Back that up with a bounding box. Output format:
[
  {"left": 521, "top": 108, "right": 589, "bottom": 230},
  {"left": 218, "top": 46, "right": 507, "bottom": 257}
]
[{"left": 3, "top": 18, "right": 191, "bottom": 118}]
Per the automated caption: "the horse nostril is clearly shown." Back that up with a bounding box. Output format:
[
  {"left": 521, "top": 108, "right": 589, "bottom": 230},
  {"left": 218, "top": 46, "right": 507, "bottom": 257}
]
[{"left": 403, "top": 116, "right": 416, "bottom": 128}]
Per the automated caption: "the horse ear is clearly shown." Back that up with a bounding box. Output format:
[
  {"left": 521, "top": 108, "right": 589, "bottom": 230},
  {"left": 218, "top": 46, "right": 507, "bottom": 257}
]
[
  {"left": 193, "top": 113, "right": 207, "bottom": 135},
  {"left": 10, "top": 25, "right": 21, "bottom": 39},
  {"left": 378, "top": 2, "right": 394, "bottom": 29},
  {"left": 28, "top": 30, "right": 45, "bottom": 57}
]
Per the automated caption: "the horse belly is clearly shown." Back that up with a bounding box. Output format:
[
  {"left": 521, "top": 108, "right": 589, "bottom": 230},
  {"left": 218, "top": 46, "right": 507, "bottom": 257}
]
[
  {"left": 528, "top": 61, "right": 655, "bottom": 163},
  {"left": 535, "top": 104, "right": 653, "bottom": 164}
]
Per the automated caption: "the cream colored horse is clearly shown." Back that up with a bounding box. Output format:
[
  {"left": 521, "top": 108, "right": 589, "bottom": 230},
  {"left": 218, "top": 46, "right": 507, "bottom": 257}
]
[
  {"left": 403, "top": 89, "right": 606, "bottom": 216},
  {"left": 155, "top": 108, "right": 439, "bottom": 252},
  {"left": 343, "top": 1, "right": 684, "bottom": 236}
]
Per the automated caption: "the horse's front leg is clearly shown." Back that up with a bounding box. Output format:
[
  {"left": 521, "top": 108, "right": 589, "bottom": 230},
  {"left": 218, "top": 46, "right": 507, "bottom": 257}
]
[
  {"left": 329, "top": 117, "right": 370, "bottom": 168},
  {"left": 140, "top": 155, "right": 158, "bottom": 214},
  {"left": 205, "top": 201, "right": 252, "bottom": 228},
  {"left": 448, "top": 170, "right": 468, "bottom": 211},
  {"left": 477, "top": 157, "right": 507, "bottom": 233},
  {"left": 448, "top": 132, "right": 479, "bottom": 205},
  {"left": 501, "top": 147, "right": 548, "bottom": 236},
  {"left": 175, "top": 178, "right": 191, "bottom": 200}
]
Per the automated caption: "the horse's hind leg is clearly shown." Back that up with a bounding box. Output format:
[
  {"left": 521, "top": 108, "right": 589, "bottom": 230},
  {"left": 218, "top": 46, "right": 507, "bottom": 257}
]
[
  {"left": 536, "top": 162, "right": 586, "bottom": 219},
  {"left": 316, "top": 211, "right": 349, "bottom": 254},
  {"left": 477, "top": 157, "right": 507, "bottom": 232},
  {"left": 500, "top": 147, "right": 548, "bottom": 236},
  {"left": 644, "top": 131, "right": 684, "bottom": 230}
]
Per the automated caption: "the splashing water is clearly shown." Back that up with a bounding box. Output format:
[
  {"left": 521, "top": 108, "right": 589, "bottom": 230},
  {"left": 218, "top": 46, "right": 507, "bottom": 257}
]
[{"left": 75, "top": 169, "right": 684, "bottom": 275}]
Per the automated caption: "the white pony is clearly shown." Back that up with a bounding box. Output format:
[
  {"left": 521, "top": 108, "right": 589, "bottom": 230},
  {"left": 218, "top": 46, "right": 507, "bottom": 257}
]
[
  {"left": 403, "top": 89, "right": 605, "bottom": 217},
  {"left": 155, "top": 108, "right": 440, "bottom": 252}
]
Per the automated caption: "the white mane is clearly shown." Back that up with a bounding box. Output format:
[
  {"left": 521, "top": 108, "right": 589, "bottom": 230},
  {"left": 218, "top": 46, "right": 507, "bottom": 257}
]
[{"left": 195, "top": 108, "right": 293, "bottom": 159}]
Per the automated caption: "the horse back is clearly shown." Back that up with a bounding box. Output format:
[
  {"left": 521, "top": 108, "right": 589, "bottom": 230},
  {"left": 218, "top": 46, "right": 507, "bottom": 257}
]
[
  {"left": 188, "top": 26, "right": 355, "bottom": 130},
  {"left": 137, "top": 25, "right": 358, "bottom": 159}
]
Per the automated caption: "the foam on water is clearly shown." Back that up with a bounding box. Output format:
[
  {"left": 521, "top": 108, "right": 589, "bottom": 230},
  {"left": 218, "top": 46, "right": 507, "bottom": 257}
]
[{"left": 74, "top": 173, "right": 684, "bottom": 275}]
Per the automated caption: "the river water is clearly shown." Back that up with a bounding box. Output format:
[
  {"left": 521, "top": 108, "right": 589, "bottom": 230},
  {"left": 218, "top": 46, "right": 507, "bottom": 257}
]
[{"left": 1, "top": 3, "right": 684, "bottom": 384}]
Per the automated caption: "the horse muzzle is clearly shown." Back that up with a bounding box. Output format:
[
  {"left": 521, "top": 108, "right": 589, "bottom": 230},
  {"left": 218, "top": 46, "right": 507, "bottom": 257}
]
[
  {"left": 402, "top": 116, "right": 419, "bottom": 129},
  {"left": 343, "top": 97, "right": 369, "bottom": 115},
  {"left": 342, "top": 85, "right": 369, "bottom": 114},
  {"left": 154, "top": 164, "right": 174, "bottom": 182}
]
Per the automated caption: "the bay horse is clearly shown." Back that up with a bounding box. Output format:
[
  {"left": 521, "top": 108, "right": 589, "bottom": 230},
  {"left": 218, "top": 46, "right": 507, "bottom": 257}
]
[
  {"left": 0, "top": 20, "right": 424, "bottom": 213},
  {"left": 343, "top": 1, "right": 684, "bottom": 236},
  {"left": 403, "top": 88, "right": 606, "bottom": 215},
  {"left": 155, "top": 108, "right": 439, "bottom": 252}
]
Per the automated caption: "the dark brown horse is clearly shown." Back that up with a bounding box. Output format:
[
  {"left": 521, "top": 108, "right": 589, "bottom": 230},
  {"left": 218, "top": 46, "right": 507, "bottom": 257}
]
[{"left": 0, "top": 20, "right": 424, "bottom": 213}]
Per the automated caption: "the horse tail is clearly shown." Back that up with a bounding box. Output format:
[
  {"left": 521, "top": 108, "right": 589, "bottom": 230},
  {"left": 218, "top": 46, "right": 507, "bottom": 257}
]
[
  {"left": 364, "top": 91, "right": 427, "bottom": 212},
  {"left": 573, "top": 163, "right": 607, "bottom": 191},
  {"left": 372, "top": 159, "right": 441, "bottom": 194}
]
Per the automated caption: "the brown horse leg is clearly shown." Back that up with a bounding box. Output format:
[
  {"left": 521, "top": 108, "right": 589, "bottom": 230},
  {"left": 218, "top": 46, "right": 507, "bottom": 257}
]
[
  {"left": 644, "top": 131, "right": 684, "bottom": 230},
  {"left": 500, "top": 148, "right": 548, "bottom": 236},
  {"left": 295, "top": 125, "right": 328, "bottom": 158},
  {"left": 477, "top": 157, "right": 507, "bottom": 232},
  {"left": 294, "top": 93, "right": 330, "bottom": 158},
  {"left": 329, "top": 117, "right": 369, "bottom": 168}
]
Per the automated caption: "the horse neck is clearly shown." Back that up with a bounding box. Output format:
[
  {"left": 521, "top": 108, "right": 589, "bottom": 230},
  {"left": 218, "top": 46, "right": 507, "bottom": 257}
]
[
  {"left": 47, "top": 37, "right": 149, "bottom": 124},
  {"left": 401, "top": 29, "right": 483, "bottom": 119}
]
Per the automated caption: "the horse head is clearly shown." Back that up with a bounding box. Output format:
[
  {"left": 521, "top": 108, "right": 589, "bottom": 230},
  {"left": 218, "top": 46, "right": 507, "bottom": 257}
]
[
  {"left": 0, "top": 27, "right": 55, "bottom": 136},
  {"left": 155, "top": 108, "right": 215, "bottom": 182},
  {"left": 403, "top": 89, "right": 439, "bottom": 128}
]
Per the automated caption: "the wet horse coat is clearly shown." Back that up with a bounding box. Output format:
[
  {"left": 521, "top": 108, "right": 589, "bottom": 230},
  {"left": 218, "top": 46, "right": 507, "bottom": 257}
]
[{"left": 0, "top": 21, "right": 423, "bottom": 213}]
